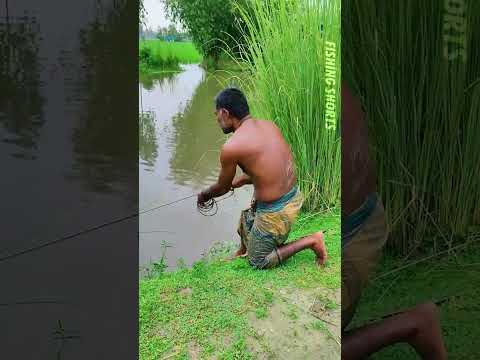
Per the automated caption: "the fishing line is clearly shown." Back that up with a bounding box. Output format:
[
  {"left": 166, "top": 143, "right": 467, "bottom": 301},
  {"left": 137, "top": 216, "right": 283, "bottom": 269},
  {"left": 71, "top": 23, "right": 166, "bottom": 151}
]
[
  {"left": 364, "top": 289, "right": 475, "bottom": 324},
  {"left": 139, "top": 194, "right": 197, "bottom": 215},
  {"left": 0, "top": 298, "right": 69, "bottom": 307},
  {"left": 0, "top": 189, "right": 236, "bottom": 262}
]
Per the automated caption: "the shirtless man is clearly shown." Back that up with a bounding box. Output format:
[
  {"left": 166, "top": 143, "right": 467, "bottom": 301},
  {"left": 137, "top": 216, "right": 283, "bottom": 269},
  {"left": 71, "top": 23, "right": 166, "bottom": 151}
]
[
  {"left": 341, "top": 80, "right": 447, "bottom": 359},
  {"left": 197, "top": 87, "right": 327, "bottom": 269}
]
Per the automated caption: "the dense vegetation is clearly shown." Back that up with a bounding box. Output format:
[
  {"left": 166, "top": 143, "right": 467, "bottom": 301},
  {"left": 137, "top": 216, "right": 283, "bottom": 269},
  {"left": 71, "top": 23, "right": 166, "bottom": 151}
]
[
  {"left": 235, "top": 0, "right": 341, "bottom": 211},
  {"left": 343, "top": 0, "right": 480, "bottom": 254},
  {"left": 163, "top": 0, "right": 252, "bottom": 62}
]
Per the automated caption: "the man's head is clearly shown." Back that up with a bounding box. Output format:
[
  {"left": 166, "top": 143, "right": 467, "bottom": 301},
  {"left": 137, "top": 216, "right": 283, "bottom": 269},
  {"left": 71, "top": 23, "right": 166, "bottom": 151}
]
[{"left": 214, "top": 87, "right": 250, "bottom": 134}]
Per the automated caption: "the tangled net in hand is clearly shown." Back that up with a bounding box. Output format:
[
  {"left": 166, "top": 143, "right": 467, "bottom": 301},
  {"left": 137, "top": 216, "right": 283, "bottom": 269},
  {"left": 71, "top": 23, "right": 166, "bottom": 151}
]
[{"left": 197, "top": 189, "right": 235, "bottom": 216}]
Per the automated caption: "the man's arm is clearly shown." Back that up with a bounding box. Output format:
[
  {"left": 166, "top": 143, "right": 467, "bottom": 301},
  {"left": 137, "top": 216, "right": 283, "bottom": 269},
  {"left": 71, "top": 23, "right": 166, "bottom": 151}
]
[{"left": 198, "top": 145, "right": 237, "bottom": 203}]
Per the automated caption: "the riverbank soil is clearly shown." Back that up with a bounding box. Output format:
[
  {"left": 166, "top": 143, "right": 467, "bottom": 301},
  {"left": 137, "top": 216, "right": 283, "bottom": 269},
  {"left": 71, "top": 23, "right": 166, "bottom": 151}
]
[
  {"left": 139, "top": 212, "right": 341, "bottom": 359},
  {"left": 246, "top": 286, "right": 341, "bottom": 359}
]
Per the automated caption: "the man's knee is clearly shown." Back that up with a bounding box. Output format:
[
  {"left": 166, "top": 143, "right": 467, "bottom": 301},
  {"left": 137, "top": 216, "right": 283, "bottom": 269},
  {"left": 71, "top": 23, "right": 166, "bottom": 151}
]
[
  {"left": 250, "top": 259, "right": 274, "bottom": 269},
  {"left": 248, "top": 250, "right": 280, "bottom": 269}
]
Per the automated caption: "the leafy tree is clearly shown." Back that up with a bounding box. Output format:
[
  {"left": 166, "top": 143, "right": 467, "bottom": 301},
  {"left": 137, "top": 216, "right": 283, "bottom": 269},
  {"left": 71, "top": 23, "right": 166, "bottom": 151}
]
[
  {"left": 166, "top": 24, "right": 178, "bottom": 36},
  {"left": 163, "top": 0, "right": 250, "bottom": 61},
  {"left": 139, "top": 0, "right": 147, "bottom": 26},
  {"left": 156, "top": 26, "right": 167, "bottom": 36}
]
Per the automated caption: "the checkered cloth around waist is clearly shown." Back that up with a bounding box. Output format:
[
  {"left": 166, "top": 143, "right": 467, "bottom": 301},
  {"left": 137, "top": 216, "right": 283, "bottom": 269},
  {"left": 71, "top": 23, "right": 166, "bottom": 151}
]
[{"left": 342, "top": 192, "right": 378, "bottom": 249}]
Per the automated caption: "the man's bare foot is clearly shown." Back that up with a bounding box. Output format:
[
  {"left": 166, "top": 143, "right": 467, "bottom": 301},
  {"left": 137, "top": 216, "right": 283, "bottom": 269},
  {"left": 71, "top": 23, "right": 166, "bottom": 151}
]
[
  {"left": 406, "top": 302, "right": 447, "bottom": 360},
  {"left": 311, "top": 231, "right": 327, "bottom": 265}
]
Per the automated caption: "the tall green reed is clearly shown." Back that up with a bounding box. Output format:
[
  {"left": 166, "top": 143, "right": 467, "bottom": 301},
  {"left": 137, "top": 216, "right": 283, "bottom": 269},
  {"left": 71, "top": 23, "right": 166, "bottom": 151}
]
[
  {"left": 343, "top": 1, "right": 480, "bottom": 254},
  {"left": 234, "top": 0, "right": 341, "bottom": 211}
]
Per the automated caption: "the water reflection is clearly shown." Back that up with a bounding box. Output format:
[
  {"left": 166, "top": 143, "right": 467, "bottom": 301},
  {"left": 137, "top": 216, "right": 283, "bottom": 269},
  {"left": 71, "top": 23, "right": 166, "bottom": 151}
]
[
  {"left": 139, "top": 65, "right": 252, "bottom": 269},
  {"left": 73, "top": 0, "right": 137, "bottom": 193},
  {"left": 139, "top": 71, "right": 177, "bottom": 92},
  {"left": 1, "top": 1, "right": 138, "bottom": 358},
  {"left": 139, "top": 110, "right": 157, "bottom": 168},
  {"left": 167, "top": 73, "right": 229, "bottom": 187},
  {"left": 0, "top": 13, "right": 44, "bottom": 160}
]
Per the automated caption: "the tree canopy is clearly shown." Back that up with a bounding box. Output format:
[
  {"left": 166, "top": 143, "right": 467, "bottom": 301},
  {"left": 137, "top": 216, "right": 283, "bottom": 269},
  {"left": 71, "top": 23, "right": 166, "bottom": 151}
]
[{"left": 163, "top": 0, "right": 250, "bottom": 60}]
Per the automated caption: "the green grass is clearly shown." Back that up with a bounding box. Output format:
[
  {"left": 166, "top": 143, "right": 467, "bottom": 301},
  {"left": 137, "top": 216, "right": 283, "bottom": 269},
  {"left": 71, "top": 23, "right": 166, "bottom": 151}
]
[
  {"left": 139, "top": 40, "right": 202, "bottom": 74},
  {"left": 139, "top": 211, "right": 340, "bottom": 359},
  {"left": 232, "top": 0, "right": 341, "bottom": 211},
  {"left": 343, "top": 1, "right": 480, "bottom": 254},
  {"left": 349, "top": 244, "right": 480, "bottom": 359}
]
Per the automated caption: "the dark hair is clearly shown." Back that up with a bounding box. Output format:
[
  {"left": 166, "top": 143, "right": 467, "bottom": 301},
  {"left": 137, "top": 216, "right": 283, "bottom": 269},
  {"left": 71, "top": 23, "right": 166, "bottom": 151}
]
[{"left": 215, "top": 87, "right": 250, "bottom": 119}]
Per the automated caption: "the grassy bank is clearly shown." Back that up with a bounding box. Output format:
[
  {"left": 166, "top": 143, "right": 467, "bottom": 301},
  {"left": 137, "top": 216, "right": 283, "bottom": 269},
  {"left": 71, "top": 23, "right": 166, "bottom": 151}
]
[
  {"left": 140, "top": 212, "right": 340, "bottom": 359},
  {"left": 349, "top": 242, "right": 480, "bottom": 359},
  {"left": 139, "top": 40, "right": 202, "bottom": 74},
  {"left": 234, "top": 0, "right": 341, "bottom": 211}
]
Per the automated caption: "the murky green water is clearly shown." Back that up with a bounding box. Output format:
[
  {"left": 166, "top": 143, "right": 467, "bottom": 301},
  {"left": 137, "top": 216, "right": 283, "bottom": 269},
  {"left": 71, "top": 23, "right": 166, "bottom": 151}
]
[
  {"left": 139, "top": 64, "right": 253, "bottom": 270},
  {"left": 1, "top": 2, "right": 139, "bottom": 357}
]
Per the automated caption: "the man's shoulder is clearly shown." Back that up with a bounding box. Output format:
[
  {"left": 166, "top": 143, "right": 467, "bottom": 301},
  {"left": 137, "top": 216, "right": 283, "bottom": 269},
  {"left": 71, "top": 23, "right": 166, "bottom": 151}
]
[
  {"left": 221, "top": 137, "right": 242, "bottom": 158},
  {"left": 258, "top": 118, "right": 281, "bottom": 133},
  {"left": 225, "top": 119, "right": 278, "bottom": 148}
]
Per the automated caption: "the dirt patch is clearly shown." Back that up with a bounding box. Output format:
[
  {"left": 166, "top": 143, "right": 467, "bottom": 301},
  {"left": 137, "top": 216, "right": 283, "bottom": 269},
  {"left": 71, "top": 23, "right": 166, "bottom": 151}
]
[
  {"left": 187, "top": 341, "right": 201, "bottom": 360},
  {"left": 178, "top": 287, "right": 193, "bottom": 296},
  {"left": 246, "top": 287, "right": 341, "bottom": 359}
]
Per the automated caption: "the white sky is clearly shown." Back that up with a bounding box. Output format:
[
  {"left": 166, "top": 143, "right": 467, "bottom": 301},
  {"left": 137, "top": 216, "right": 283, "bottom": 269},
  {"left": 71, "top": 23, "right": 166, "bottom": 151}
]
[{"left": 143, "top": 0, "right": 179, "bottom": 30}]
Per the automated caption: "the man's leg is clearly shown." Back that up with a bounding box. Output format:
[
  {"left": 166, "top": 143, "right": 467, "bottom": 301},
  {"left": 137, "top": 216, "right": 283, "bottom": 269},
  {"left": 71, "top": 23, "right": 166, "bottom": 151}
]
[
  {"left": 276, "top": 231, "right": 327, "bottom": 265},
  {"left": 342, "top": 197, "right": 388, "bottom": 329},
  {"left": 341, "top": 198, "right": 447, "bottom": 358},
  {"left": 233, "top": 208, "right": 254, "bottom": 258},
  {"left": 342, "top": 302, "right": 447, "bottom": 360}
]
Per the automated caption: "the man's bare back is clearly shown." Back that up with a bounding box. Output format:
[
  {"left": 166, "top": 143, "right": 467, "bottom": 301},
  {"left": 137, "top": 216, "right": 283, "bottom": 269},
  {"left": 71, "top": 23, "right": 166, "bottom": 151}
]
[
  {"left": 341, "top": 81, "right": 376, "bottom": 216},
  {"left": 225, "top": 118, "right": 296, "bottom": 202}
]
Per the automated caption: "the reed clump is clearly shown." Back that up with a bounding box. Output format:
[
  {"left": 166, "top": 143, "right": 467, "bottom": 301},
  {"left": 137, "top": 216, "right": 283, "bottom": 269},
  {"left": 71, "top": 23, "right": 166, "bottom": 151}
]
[
  {"left": 234, "top": 0, "right": 341, "bottom": 212},
  {"left": 343, "top": 1, "right": 480, "bottom": 254}
]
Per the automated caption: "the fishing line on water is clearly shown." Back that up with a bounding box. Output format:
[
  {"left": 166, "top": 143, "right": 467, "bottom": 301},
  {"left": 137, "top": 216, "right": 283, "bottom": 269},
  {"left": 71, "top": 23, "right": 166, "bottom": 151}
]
[{"left": 0, "top": 189, "right": 235, "bottom": 262}]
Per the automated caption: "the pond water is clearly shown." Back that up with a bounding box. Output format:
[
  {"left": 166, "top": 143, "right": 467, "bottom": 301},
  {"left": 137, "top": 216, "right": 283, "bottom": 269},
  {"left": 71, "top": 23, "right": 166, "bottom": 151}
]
[{"left": 139, "top": 64, "right": 253, "bottom": 271}]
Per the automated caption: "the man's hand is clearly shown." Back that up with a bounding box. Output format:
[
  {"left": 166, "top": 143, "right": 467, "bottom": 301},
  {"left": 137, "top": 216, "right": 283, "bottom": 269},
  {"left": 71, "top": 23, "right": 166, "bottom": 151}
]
[{"left": 197, "top": 191, "right": 211, "bottom": 206}]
